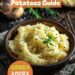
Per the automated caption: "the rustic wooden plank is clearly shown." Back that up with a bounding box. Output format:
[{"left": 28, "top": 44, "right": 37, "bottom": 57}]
[{"left": 66, "top": 12, "right": 75, "bottom": 35}]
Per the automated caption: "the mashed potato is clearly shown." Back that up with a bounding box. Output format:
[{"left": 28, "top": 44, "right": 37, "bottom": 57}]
[{"left": 8, "top": 23, "right": 70, "bottom": 65}]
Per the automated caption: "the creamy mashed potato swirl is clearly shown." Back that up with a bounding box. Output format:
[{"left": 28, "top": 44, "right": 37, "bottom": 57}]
[{"left": 9, "top": 23, "right": 69, "bottom": 65}]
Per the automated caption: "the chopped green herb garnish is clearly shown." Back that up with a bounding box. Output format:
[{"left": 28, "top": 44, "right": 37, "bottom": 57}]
[{"left": 43, "top": 35, "right": 56, "bottom": 47}]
